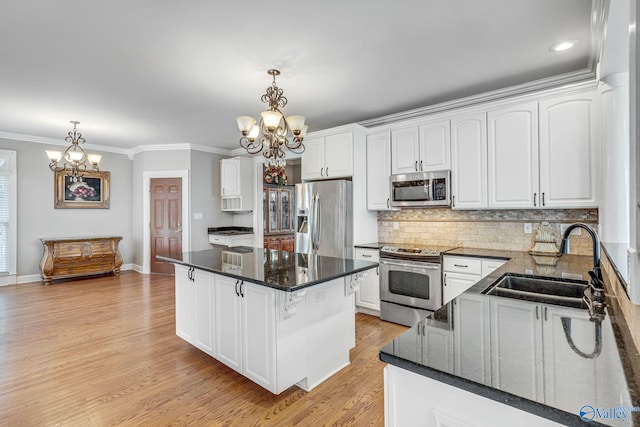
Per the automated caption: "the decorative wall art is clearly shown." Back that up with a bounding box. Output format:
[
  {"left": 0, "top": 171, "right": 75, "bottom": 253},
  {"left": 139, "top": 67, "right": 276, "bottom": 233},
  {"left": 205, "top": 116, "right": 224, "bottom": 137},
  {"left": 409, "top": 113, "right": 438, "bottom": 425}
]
[{"left": 54, "top": 169, "right": 110, "bottom": 209}]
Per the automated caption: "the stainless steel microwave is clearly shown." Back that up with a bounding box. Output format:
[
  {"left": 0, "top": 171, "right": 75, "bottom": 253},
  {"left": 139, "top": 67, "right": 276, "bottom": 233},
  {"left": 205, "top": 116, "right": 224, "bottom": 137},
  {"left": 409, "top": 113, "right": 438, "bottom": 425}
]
[{"left": 390, "top": 170, "right": 451, "bottom": 208}]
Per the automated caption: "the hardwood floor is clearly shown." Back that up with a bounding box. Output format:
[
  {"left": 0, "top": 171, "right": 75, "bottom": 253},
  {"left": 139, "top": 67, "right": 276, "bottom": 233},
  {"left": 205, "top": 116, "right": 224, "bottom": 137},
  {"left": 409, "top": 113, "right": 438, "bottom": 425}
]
[{"left": 0, "top": 272, "right": 407, "bottom": 426}]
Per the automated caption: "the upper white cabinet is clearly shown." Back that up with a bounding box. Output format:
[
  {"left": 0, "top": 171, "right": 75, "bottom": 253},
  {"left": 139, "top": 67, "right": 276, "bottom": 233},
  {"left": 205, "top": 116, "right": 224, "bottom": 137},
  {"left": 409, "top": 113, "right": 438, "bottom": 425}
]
[
  {"left": 366, "top": 131, "right": 394, "bottom": 211},
  {"left": 390, "top": 120, "right": 451, "bottom": 175},
  {"left": 538, "top": 91, "right": 600, "bottom": 208},
  {"left": 391, "top": 127, "right": 420, "bottom": 174},
  {"left": 487, "top": 102, "right": 539, "bottom": 208},
  {"left": 220, "top": 157, "right": 254, "bottom": 211},
  {"left": 301, "top": 131, "right": 353, "bottom": 180},
  {"left": 450, "top": 113, "right": 488, "bottom": 209}
]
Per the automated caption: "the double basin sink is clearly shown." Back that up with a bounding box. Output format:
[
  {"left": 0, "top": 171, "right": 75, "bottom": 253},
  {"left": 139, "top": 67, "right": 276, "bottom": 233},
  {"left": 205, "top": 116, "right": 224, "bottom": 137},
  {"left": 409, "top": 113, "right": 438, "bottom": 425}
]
[{"left": 483, "top": 274, "right": 590, "bottom": 309}]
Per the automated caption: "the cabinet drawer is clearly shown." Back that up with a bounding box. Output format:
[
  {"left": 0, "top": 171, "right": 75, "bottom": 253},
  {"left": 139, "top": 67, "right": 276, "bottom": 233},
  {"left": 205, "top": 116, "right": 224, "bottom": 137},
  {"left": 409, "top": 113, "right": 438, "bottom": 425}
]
[
  {"left": 54, "top": 242, "right": 87, "bottom": 258},
  {"left": 91, "top": 240, "right": 114, "bottom": 255},
  {"left": 54, "top": 260, "right": 114, "bottom": 277},
  {"left": 209, "top": 235, "right": 228, "bottom": 245},
  {"left": 482, "top": 260, "right": 506, "bottom": 277},
  {"left": 443, "top": 256, "right": 482, "bottom": 275},
  {"left": 355, "top": 248, "right": 380, "bottom": 262}
]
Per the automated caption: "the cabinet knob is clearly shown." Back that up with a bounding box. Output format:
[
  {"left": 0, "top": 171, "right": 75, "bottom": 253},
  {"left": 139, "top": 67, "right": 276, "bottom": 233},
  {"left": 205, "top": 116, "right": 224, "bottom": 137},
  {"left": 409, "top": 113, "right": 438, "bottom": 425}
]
[
  {"left": 387, "top": 198, "right": 390, "bottom": 209},
  {"left": 420, "top": 160, "right": 423, "bottom": 171},
  {"left": 325, "top": 167, "right": 329, "bottom": 176},
  {"left": 415, "top": 161, "right": 418, "bottom": 171},
  {"left": 320, "top": 167, "right": 324, "bottom": 177},
  {"left": 452, "top": 195, "right": 456, "bottom": 207},
  {"left": 542, "top": 192, "right": 546, "bottom": 206},
  {"left": 533, "top": 193, "right": 537, "bottom": 207}
]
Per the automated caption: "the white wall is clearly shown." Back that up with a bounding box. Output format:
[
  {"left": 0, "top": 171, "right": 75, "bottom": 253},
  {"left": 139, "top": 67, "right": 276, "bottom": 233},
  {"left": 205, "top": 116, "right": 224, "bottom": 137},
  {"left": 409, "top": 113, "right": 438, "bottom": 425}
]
[
  {"left": 0, "top": 137, "right": 133, "bottom": 280},
  {"left": 190, "top": 150, "right": 233, "bottom": 251}
]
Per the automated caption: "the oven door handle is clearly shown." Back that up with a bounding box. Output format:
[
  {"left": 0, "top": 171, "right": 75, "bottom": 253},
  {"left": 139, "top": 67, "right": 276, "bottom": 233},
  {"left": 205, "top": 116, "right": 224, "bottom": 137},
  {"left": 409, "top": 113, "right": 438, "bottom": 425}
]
[{"left": 380, "top": 259, "right": 440, "bottom": 269}]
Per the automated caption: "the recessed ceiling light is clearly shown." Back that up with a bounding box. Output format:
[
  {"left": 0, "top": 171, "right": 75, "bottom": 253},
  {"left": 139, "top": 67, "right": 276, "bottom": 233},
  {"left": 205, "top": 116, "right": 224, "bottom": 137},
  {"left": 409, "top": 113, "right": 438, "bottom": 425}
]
[{"left": 550, "top": 40, "right": 578, "bottom": 52}]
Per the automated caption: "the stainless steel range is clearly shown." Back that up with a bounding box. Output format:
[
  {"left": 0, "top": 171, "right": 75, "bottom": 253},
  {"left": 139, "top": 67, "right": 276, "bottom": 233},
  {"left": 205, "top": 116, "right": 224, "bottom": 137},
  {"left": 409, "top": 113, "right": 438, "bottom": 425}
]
[{"left": 379, "top": 245, "right": 455, "bottom": 326}]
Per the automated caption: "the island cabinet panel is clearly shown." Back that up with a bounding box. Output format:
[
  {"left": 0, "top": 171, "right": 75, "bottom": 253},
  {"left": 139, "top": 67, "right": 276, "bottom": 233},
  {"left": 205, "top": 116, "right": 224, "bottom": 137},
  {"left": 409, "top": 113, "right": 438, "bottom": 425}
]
[
  {"left": 173, "top": 262, "right": 359, "bottom": 394},
  {"left": 214, "top": 275, "right": 244, "bottom": 373},
  {"left": 175, "top": 265, "right": 215, "bottom": 356}
]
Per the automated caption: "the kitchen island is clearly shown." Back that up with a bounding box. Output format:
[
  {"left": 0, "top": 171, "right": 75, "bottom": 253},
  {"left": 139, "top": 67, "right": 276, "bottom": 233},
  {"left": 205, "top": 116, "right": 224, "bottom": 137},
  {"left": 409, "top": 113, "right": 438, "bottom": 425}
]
[
  {"left": 158, "top": 246, "right": 377, "bottom": 394},
  {"left": 381, "top": 250, "right": 640, "bottom": 426}
]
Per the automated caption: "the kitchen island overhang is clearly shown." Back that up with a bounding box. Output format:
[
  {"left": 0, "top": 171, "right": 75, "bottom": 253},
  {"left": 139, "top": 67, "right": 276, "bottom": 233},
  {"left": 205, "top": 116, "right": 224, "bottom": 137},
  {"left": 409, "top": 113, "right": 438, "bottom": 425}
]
[{"left": 158, "top": 247, "right": 377, "bottom": 395}]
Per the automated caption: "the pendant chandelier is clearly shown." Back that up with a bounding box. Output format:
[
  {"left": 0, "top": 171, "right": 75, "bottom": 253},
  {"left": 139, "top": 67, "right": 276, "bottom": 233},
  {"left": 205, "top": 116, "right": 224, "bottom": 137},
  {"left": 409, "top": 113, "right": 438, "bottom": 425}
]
[
  {"left": 236, "top": 69, "right": 307, "bottom": 165},
  {"left": 46, "top": 121, "right": 102, "bottom": 180}
]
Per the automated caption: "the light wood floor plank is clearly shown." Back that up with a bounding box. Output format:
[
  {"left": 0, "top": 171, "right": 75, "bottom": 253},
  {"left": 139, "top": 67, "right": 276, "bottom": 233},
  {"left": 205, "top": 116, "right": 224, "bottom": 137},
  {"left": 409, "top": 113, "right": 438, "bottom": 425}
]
[{"left": 0, "top": 272, "right": 406, "bottom": 426}]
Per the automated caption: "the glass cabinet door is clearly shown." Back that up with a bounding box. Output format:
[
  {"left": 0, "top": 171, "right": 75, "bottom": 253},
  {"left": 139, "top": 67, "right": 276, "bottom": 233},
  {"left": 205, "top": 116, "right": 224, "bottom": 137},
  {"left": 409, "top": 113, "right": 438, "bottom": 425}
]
[
  {"left": 268, "top": 189, "right": 279, "bottom": 233},
  {"left": 280, "top": 190, "right": 291, "bottom": 232}
]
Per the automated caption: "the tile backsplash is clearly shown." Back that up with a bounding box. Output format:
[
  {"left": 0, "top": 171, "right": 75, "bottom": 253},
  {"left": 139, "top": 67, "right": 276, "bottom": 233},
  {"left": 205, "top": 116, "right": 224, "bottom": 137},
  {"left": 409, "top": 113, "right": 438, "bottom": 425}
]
[{"left": 378, "top": 208, "right": 599, "bottom": 256}]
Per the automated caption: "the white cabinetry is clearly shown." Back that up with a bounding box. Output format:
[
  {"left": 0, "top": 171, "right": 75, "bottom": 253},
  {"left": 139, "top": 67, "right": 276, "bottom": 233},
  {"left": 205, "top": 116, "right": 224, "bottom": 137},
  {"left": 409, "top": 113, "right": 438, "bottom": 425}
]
[
  {"left": 489, "top": 297, "right": 543, "bottom": 401},
  {"left": 391, "top": 126, "right": 420, "bottom": 174},
  {"left": 214, "top": 275, "right": 277, "bottom": 390},
  {"left": 220, "top": 157, "right": 254, "bottom": 211},
  {"left": 354, "top": 248, "right": 380, "bottom": 313},
  {"left": 208, "top": 233, "right": 254, "bottom": 247},
  {"left": 301, "top": 131, "right": 353, "bottom": 180},
  {"left": 175, "top": 265, "right": 215, "bottom": 356},
  {"left": 443, "top": 256, "right": 506, "bottom": 305},
  {"left": 384, "top": 364, "right": 564, "bottom": 427},
  {"left": 453, "top": 293, "right": 492, "bottom": 385},
  {"left": 450, "top": 113, "right": 488, "bottom": 209},
  {"left": 538, "top": 91, "right": 600, "bottom": 208},
  {"left": 366, "top": 132, "right": 393, "bottom": 211},
  {"left": 390, "top": 120, "right": 450, "bottom": 175},
  {"left": 487, "top": 102, "right": 539, "bottom": 208}
]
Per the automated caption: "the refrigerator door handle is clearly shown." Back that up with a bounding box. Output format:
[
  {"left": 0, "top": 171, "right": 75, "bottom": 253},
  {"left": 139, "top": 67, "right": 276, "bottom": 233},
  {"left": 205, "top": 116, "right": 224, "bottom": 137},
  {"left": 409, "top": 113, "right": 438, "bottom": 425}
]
[{"left": 315, "top": 193, "right": 321, "bottom": 251}]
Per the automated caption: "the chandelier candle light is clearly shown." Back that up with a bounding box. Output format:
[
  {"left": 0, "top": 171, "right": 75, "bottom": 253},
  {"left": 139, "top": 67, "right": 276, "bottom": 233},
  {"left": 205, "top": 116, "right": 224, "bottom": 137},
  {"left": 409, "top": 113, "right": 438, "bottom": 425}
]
[
  {"left": 46, "top": 121, "right": 102, "bottom": 180},
  {"left": 236, "top": 69, "right": 307, "bottom": 166}
]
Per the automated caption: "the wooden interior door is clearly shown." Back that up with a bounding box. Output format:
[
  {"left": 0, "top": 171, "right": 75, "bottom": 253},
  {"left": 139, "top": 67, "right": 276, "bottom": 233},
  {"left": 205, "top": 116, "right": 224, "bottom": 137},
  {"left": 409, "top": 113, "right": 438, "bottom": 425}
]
[{"left": 151, "top": 178, "right": 182, "bottom": 274}]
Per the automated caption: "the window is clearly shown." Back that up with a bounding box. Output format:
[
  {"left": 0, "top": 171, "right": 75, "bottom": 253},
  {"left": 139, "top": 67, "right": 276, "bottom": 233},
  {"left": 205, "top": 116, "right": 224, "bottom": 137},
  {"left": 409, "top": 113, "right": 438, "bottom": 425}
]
[{"left": 0, "top": 150, "right": 16, "bottom": 279}]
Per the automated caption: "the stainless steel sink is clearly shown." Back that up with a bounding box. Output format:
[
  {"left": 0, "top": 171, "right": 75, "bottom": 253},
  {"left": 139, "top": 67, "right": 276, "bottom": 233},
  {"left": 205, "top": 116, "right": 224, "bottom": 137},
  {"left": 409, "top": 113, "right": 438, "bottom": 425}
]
[{"left": 483, "top": 274, "right": 589, "bottom": 309}]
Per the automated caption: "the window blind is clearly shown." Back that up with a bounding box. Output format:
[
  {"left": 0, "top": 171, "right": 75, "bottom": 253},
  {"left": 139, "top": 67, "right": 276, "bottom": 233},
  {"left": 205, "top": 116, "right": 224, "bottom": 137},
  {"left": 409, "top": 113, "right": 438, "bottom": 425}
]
[
  {"left": 0, "top": 150, "right": 16, "bottom": 275},
  {"left": 0, "top": 174, "right": 8, "bottom": 272}
]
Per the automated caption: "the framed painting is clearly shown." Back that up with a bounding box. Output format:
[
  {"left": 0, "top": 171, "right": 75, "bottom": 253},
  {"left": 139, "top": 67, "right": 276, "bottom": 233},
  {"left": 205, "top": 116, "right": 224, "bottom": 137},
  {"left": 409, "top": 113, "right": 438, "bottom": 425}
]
[{"left": 55, "top": 170, "right": 110, "bottom": 209}]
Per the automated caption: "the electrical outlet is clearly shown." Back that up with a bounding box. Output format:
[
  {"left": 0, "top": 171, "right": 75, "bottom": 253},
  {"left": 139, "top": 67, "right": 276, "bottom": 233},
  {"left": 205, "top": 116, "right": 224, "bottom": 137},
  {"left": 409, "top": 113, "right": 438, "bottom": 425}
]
[
  {"left": 393, "top": 222, "right": 399, "bottom": 230},
  {"left": 524, "top": 223, "right": 533, "bottom": 234}
]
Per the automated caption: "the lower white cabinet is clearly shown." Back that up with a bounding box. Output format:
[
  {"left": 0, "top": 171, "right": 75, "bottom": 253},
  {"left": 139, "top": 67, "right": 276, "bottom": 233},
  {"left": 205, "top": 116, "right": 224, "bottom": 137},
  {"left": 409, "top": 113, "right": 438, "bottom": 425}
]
[
  {"left": 215, "top": 275, "right": 278, "bottom": 390},
  {"left": 175, "top": 265, "right": 215, "bottom": 356},
  {"left": 453, "top": 293, "right": 492, "bottom": 386},
  {"left": 442, "top": 256, "right": 505, "bottom": 305},
  {"left": 208, "top": 233, "right": 254, "bottom": 247},
  {"left": 384, "top": 364, "right": 564, "bottom": 427},
  {"left": 354, "top": 248, "right": 380, "bottom": 313},
  {"left": 489, "top": 297, "right": 544, "bottom": 401}
]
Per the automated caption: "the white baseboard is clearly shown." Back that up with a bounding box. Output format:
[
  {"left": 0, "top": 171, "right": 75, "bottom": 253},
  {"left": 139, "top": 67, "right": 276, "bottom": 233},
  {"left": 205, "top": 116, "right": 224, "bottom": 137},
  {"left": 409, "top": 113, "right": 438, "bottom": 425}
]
[
  {"left": 130, "top": 264, "right": 145, "bottom": 273},
  {"left": 0, "top": 274, "right": 17, "bottom": 286},
  {"left": 17, "top": 274, "right": 41, "bottom": 284}
]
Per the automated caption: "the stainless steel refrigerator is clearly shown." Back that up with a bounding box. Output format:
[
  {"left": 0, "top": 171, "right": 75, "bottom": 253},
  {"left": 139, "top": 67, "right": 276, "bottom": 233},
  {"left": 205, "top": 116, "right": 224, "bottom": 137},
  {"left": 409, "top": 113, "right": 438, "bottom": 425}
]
[{"left": 295, "top": 180, "right": 353, "bottom": 258}]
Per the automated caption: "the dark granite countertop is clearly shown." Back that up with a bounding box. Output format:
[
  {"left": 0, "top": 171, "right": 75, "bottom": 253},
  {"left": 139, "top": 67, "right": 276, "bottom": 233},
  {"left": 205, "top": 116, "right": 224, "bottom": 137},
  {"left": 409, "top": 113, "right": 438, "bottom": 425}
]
[
  {"left": 354, "top": 242, "right": 385, "bottom": 250},
  {"left": 158, "top": 247, "right": 378, "bottom": 292},
  {"left": 381, "top": 249, "right": 639, "bottom": 426},
  {"left": 207, "top": 226, "right": 254, "bottom": 236}
]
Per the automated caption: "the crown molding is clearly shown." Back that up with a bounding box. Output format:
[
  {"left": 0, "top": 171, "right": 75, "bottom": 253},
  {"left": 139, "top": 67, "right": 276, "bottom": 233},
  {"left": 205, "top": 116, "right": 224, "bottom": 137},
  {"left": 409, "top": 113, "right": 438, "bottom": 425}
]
[
  {"left": 0, "top": 131, "right": 130, "bottom": 155},
  {"left": 358, "top": 69, "right": 597, "bottom": 128},
  {"left": 0, "top": 131, "right": 236, "bottom": 160}
]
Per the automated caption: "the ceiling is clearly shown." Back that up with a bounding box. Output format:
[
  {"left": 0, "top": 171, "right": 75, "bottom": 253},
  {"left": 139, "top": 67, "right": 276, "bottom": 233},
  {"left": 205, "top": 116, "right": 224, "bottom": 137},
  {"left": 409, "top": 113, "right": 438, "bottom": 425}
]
[{"left": 0, "top": 0, "right": 603, "bottom": 153}]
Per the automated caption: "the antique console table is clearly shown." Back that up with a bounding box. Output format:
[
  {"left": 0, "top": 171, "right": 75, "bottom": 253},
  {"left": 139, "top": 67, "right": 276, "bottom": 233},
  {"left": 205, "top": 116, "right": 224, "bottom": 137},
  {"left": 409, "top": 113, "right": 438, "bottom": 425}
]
[{"left": 39, "top": 236, "right": 123, "bottom": 285}]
